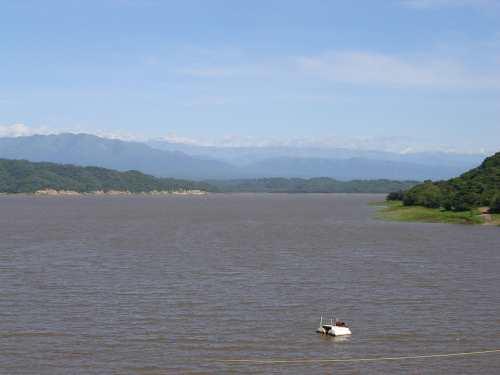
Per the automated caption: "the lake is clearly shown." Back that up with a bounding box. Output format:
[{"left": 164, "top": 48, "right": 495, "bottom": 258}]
[{"left": 0, "top": 194, "right": 499, "bottom": 374}]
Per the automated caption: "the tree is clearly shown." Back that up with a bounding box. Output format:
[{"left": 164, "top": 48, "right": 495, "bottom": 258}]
[
  {"left": 400, "top": 152, "right": 500, "bottom": 212},
  {"left": 403, "top": 182, "right": 442, "bottom": 208},
  {"left": 387, "top": 190, "right": 404, "bottom": 201},
  {"left": 490, "top": 194, "right": 500, "bottom": 214}
]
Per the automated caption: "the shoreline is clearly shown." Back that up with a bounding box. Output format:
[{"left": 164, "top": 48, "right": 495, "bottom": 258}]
[
  {"left": 373, "top": 200, "right": 500, "bottom": 226},
  {"left": 0, "top": 189, "right": 209, "bottom": 197},
  {"left": 0, "top": 191, "right": 393, "bottom": 196}
]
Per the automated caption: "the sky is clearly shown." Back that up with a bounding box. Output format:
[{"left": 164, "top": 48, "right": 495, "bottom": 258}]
[{"left": 1, "top": 0, "right": 500, "bottom": 153}]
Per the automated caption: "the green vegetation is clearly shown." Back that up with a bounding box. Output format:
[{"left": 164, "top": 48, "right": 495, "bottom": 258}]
[
  {"left": 387, "top": 152, "right": 500, "bottom": 213},
  {"left": 0, "top": 159, "right": 419, "bottom": 195},
  {"left": 491, "top": 214, "right": 500, "bottom": 225},
  {"left": 0, "top": 159, "right": 212, "bottom": 193},
  {"left": 489, "top": 193, "right": 500, "bottom": 213},
  {"left": 376, "top": 201, "right": 484, "bottom": 225},
  {"left": 208, "top": 178, "right": 418, "bottom": 193},
  {"left": 368, "top": 200, "right": 389, "bottom": 206},
  {"left": 386, "top": 190, "right": 405, "bottom": 201}
]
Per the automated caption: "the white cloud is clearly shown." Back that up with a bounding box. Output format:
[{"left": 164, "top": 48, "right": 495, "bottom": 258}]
[
  {"left": 0, "top": 123, "right": 148, "bottom": 142},
  {"left": 401, "top": 0, "right": 499, "bottom": 9},
  {"left": 0, "top": 123, "right": 494, "bottom": 154},
  {"left": 174, "top": 49, "right": 500, "bottom": 89},
  {"left": 0, "top": 123, "right": 54, "bottom": 137},
  {"left": 90, "top": 130, "right": 148, "bottom": 142},
  {"left": 296, "top": 51, "right": 500, "bottom": 88},
  {"left": 157, "top": 134, "right": 282, "bottom": 148},
  {"left": 157, "top": 133, "right": 478, "bottom": 153},
  {"left": 160, "top": 133, "right": 209, "bottom": 146}
]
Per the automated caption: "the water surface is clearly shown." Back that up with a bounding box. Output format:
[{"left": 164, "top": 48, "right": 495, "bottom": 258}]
[{"left": 0, "top": 194, "right": 499, "bottom": 374}]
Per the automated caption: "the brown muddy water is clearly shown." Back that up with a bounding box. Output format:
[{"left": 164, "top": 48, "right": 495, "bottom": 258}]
[{"left": 0, "top": 194, "right": 499, "bottom": 374}]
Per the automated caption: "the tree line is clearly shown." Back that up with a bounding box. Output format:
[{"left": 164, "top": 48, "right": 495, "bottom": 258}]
[
  {"left": 0, "top": 158, "right": 420, "bottom": 194},
  {"left": 387, "top": 152, "right": 500, "bottom": 213},
  {"left": 0, "top": 159, "right": 211, "bottom": 193}
]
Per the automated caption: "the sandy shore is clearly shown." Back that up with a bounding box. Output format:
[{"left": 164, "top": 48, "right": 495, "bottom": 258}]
[{"left": 0, "top": 189, "right": 208, "bottom": 197}]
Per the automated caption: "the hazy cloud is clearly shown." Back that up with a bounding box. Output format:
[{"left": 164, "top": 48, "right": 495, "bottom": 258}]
[
  {"left": 296, "top": 51, "right": 500, "bottom": 88},
  {"left": 157, "top": 133, "right": 485, "bottom": 154},
  {"left": 0, "top": 123, "right": 53, "bottom": 137},
  {"left": 0, "top": 124, "right": 493, "bottom": 154},
  {"left": 174, "top": 49, "right": 500, "bottom": 89},
  {"left": 183, "top": 95, "right": 229, "bottom": 108},
  {"left": 0, "top": 123, "right": 148, "bottom": 143},
  {"left": 177, "top": 67, "right": 237, "bottom": 78}
]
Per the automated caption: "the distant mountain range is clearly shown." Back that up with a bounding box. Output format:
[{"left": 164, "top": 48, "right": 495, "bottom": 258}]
[
  {"left": 0, "top": 134, "right": 235, "bottom": 180},
  {"left": 147, "top": 139, "right": 485, "bottom": 168},
  {"left": 0, "top": 133, "right": 485, "bottom": 180}
]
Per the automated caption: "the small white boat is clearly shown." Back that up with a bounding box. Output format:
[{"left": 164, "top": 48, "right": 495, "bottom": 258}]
[{"left": 316, "top": 316, "right": 352, "bottom": 336}]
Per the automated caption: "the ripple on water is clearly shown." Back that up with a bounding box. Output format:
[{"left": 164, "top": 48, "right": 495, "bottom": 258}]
[{"left": 0, "top": 194, "right": 499, "bottom": 374}]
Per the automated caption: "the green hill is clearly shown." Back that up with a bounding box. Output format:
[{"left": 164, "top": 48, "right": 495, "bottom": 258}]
[
  {"left": 209, "top": 177, "right": 418, "bottom": 193},
  {"left": 0, "top": 159, "right": 212, "bottom": 194},
  {"left": 390, "top": 152, "right": 500, "bottom": 213},
  {"left": 0, "top": 158, "right": 420, "bottom": 195}
]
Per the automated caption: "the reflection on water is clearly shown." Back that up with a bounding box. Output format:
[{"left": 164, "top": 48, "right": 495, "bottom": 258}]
[
  {"left": 0, "top": 194, "right": 499, "bottom": 374},
  {"left": 330, "top": 336, "right": 352, "bottom": 344},
  {"left": 316, "top": 334, "right": 352, "bottom": 344}
]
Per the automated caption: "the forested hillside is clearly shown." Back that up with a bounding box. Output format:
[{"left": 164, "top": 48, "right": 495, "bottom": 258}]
[
  {"left": 210, "top": 177, "right": 418, "bottom": 193},
  {"left": 0, "top": 159, "right": 420, "bottom": 194},
  {"left": 0, "top": 159, "right": 211, "bottom": 193},
  {"left": 389, "top": 152, "right": 500, "bottom": 212}
]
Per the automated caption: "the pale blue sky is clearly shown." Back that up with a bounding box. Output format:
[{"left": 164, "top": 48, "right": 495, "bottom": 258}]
[{"left": 1, "top": 0, "right": 499, "bottom": 152}]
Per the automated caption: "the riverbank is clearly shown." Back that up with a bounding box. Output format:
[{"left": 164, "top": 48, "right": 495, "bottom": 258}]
[
  {"left": 0, "top": 189, "right": 208, "bottom": 197},
  {"left": 374, "top": 201, "right": 500, "bottom": 226}
]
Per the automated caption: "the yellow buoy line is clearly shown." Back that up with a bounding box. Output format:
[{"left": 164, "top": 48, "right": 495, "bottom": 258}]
[{"left": 217, "top": 349, "right": 500, "bottom": 365}]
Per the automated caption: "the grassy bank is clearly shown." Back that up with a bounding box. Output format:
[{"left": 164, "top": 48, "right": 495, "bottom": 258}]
[
  {"left": 491, "top": 213, "right": 500, "bottom": 225},
  {"left": 374, "top": 201, "right": 486, "bottom": 225}
]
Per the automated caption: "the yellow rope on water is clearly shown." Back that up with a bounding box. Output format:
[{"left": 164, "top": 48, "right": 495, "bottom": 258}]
[{"left": 218, "top": 349, "right": 500, "bottom": 365}]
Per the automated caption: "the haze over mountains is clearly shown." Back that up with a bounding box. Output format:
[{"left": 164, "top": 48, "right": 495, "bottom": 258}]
[
  {"left": 0, "top": 134, "right": 234, "bottom": 180},
  {"left": 0, "top": 133, "right": 485, "bottom": 181}
]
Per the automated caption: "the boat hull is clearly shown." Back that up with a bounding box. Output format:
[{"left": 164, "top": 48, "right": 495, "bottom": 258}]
[
  {"left": 329, "top": 326, "right": 351, "bottom": 336},
  {"left": 317, "top": 324, "right": 352, "bottom": 336}
]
